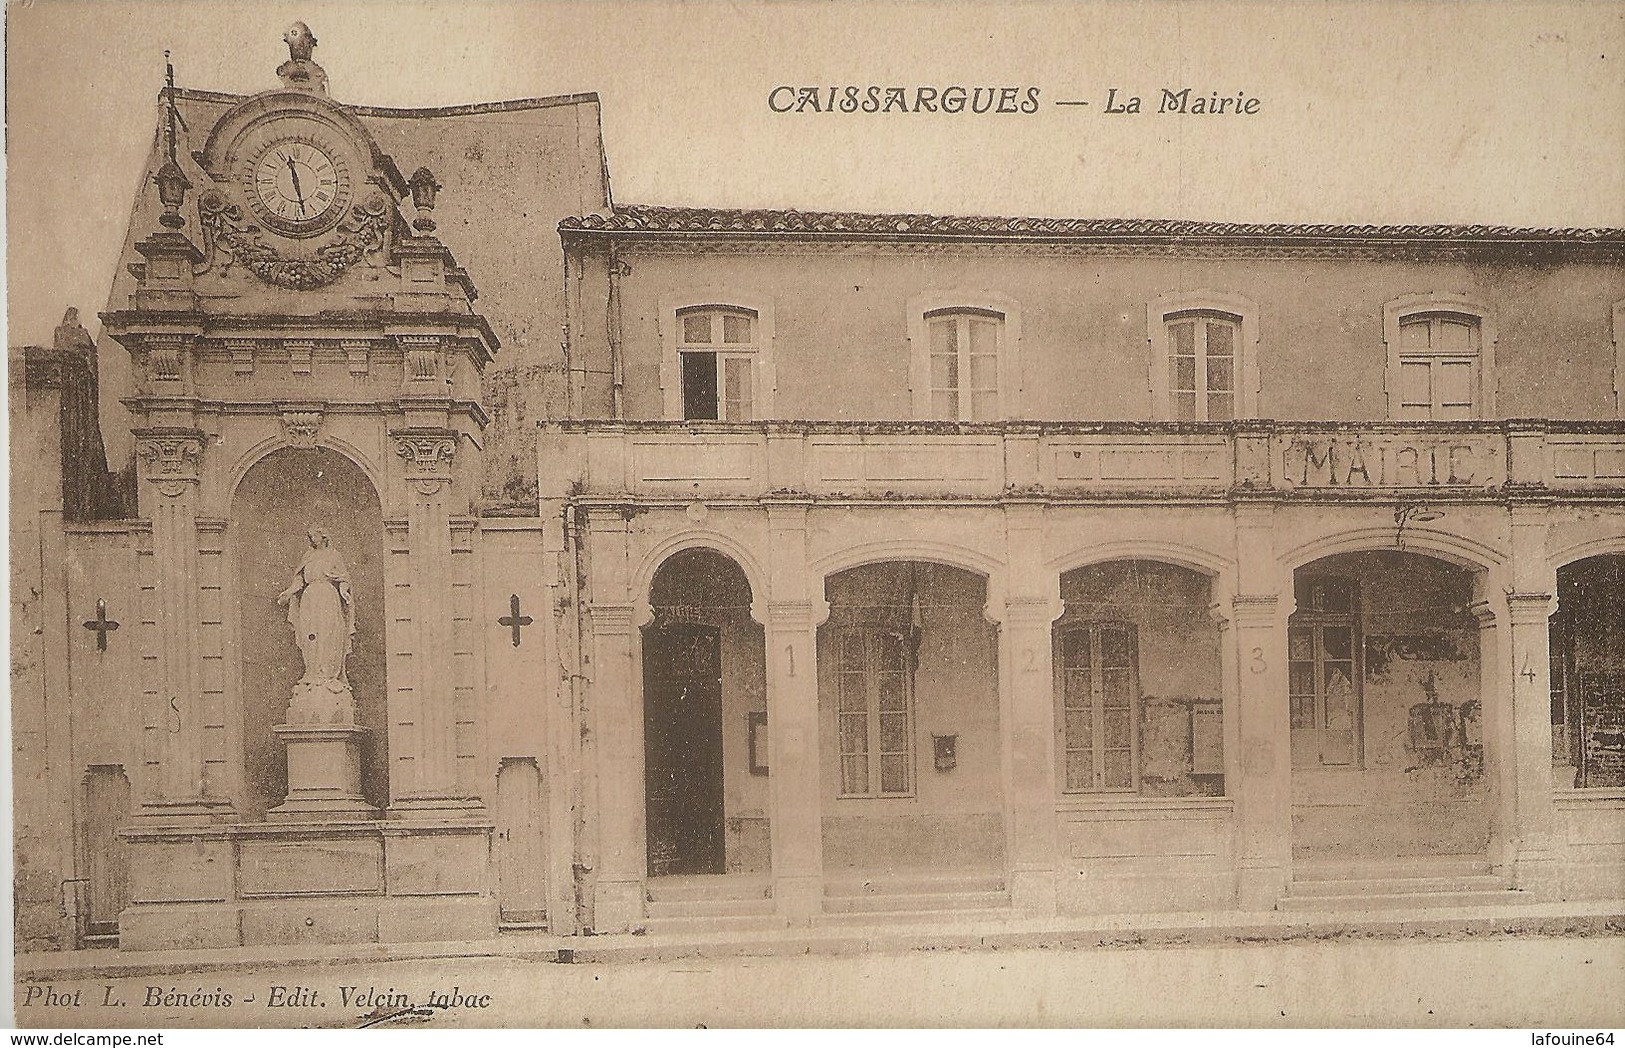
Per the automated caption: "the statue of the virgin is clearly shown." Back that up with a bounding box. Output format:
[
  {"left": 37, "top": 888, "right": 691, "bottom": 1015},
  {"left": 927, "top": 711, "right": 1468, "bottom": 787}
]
[{"left": 276, "top": 525, "right": 356, "bottom": 723}]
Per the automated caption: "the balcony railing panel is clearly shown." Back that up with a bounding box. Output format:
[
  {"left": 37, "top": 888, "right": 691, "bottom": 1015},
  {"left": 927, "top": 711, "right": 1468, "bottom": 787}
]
[{"left": 552, "top": 421, "right": 1625, "bottom": 502}]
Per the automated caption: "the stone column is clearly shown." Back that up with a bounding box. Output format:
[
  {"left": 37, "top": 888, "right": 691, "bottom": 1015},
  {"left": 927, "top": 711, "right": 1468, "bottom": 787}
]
[
  {"left": 763, "top": 502, "right": 825, "bottom": 921},
  {"left": 586, "top": 600, "right": 646, "bottom": 931},
  {"left": 1500, "top": 504, "right": 1560, "bottom": 895},
  {"left": 133, "top": 429, "right": 235, "bottom": 822},
  {"left": 1502, "top": 588, "right": 1561, "bottom": 893},
  {"left": 389, "top": 430, "right": 480, "bottom": 814},
  {"left": 1230, "top": 504, "right": 1290, "bottom": 909},
  {"left": 998, "top": 501, "right": 1061, "bottom": 915}
]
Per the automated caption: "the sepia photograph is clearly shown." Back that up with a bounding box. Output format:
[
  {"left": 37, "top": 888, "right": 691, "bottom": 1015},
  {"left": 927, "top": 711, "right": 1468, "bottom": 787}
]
[{"left": 6, "top": 0, "right": 1625, "bottom": 1032}]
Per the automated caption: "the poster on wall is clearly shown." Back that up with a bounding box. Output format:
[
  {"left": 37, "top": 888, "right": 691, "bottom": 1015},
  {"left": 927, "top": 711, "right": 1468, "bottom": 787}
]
[{"left": 1579, "top": 672, "right": 1625, "bottom": 788}]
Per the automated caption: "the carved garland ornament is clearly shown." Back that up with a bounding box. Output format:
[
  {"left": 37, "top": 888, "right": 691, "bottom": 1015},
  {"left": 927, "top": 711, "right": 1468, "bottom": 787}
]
[{"left": 197, "top": 190, "right": 392, "bottom": 291}]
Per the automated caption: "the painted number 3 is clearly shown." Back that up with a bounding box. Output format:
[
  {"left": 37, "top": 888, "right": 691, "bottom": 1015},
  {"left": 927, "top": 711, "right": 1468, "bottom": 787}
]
[{"left": 1250, "top": 647, "right": 1267, "bottom": 674}]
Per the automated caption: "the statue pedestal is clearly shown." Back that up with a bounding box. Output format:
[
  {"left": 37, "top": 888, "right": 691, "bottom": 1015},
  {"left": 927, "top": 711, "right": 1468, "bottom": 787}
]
[{"left": 268, "top": 724, "right": 378, "bottom": 821}]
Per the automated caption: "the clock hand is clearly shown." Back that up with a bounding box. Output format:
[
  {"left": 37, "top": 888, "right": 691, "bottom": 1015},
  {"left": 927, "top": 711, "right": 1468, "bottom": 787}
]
[{"left": 285, "top": 156, "right": 308, "bottom": 216}]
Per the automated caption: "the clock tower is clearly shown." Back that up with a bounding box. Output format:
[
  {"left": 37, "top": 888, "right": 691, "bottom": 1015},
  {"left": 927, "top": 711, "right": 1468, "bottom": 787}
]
[{"left": 99, "top": 24, "right": 504, "bottom": 949}]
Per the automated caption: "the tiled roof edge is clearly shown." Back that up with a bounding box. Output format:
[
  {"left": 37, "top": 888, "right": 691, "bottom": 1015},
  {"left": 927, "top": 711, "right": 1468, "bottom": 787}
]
[{"left": 559, "top": 204, "right": 1625, "bottom": 244}]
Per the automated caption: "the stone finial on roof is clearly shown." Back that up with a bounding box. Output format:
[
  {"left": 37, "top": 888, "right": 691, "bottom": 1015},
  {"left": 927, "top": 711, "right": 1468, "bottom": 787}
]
[
  {"left": 285, "top": 21, "right": 317, "bottom": 61},
  {"left": 277, "top": 22, "right": 328, "bottom": 94},
  {"left": 53, "top": 307, "right": 95, "bottom": 356}
]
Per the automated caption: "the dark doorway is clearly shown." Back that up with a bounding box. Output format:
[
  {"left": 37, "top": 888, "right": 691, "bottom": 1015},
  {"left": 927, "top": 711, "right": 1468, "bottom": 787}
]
[{"left": 644, "top": 623, "right": 726, "bottom": 876}]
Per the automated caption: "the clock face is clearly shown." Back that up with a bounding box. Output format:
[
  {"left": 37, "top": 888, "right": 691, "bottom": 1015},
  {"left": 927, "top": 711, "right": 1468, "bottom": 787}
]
[{"left": 245, "top": 135, "right": 353, "bottom": 236}]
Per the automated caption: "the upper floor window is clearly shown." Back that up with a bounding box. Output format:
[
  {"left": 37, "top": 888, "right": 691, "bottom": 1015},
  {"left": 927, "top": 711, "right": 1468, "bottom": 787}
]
[
  {"left": 908, "top": 291, "right": 1022, "bottom": 421},
  {"left": 678, "top": 307, "right": 757, "bottom": 421},
  {"left": 1166, "top": 312, "right": 1239, "bottom": 421},
  {"left": 926, "top": 308, "right": 1002, "bottom": 421},
  {"left": 1395, "top": 313, "right": 1480, "bottom": 421},
  {"left": 1148, "top": 292, "right": 1260, "bottom": 420},
  {"left": 1383, "top": 293, "right": 1496, "bottom": 420},
  {"left": 661, "top": 297, "right": 775, "bottom": 422}
]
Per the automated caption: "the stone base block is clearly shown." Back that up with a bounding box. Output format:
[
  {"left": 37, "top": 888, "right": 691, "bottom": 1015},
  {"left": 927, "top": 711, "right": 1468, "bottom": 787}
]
[
  {"left": 269, "top": 724, "right": 376, "bottom": 822},
  {"left": 118, "top": 903, "right": 242, "bottom": 951},
  {"left": 1513, "top": 851, "right": 1564, "bottom": 901},
  {"left": 1237, "top": 863, "right": 1288, "bottom": 910},
  {"left": 592, "top": 878, "right": 644, "bottom": 933},
  {"left": 377, "top": 896, "right": 497, "bottom": 944},
  {"left": 1061, "top": 868, "right": 1236, "bottom": 916},
  {"left": 241, "top": 899, "right": 380, "bottom": 946},
  {"left": 1009, "top": 868, "right": 1058, "bottom": 916},
  {"left": 772, "top": 873, "right": 824, "bottom": 922}
]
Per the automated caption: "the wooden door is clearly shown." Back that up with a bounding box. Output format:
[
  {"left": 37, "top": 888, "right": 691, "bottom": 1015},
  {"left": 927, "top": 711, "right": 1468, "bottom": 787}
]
[
  {"left": 82, "top": 766, "right": 130, "bottom": 940},
  {"left": 643, "top": 623, "right": 725, "bottom": 876},
  {"left": 494, "top": 758, "right": 546, "bottom": 925}
]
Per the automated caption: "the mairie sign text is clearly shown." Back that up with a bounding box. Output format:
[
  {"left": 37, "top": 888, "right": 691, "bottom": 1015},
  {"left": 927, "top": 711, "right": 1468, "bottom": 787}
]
[{"left": 1277, "top": 434, "right": 1502, "bottom": 489}]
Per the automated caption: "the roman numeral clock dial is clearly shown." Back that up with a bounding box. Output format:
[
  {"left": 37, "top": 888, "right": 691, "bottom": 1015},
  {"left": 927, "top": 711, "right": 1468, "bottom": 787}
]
[{"left": 244, "top": 133, "right": 353, "bottom": 237}]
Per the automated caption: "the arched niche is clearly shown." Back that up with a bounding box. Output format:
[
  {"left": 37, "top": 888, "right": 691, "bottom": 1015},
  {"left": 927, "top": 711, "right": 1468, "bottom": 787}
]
[{"left": 233, "top": 447, "right": 387, "bottom": 818}]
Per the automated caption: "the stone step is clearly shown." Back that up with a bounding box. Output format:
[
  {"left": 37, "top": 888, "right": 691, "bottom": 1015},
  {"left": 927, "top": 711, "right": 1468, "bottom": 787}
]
[
  {"left": 645, "top": 876, "right": 772, "bottom": 903},
  {"left": 823, "top": 890, "right": 1011, "bottom": 914},
  {"left": 1289, "top": 874, "right": 1505, "bottom": 896},
  {"left": 644, "top": 896, "right": 778, "bottom": 919},
  {"left": 1278, "top": 889, "right": 1523, "bottom": 912},
  {"left": 823, "top": 873, "right": 1006, "bottom": 897},
  {"left": 1292, "top": 856, "right": 1493, "bottom": 881},
  {"left": 641, "top": 912, "right": 791, "bottom": 935},
  {"left": 816, "top": 907, "right": 1017, "bottom": 928}
]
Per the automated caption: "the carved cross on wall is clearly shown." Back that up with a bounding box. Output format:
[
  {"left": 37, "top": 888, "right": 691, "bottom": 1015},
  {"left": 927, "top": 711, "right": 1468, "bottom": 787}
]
[
  {"left": 82, "top": 599, "right": 120, "bottom": 651},
  {"left": 498, "top": 594, "right": 534, "bottom": 648}
]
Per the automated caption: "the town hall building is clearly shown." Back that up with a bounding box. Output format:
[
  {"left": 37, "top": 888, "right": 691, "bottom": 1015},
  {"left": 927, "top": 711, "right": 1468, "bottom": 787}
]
[{"left": 11, "top": 26, "right": 1625, "bottom": 953}]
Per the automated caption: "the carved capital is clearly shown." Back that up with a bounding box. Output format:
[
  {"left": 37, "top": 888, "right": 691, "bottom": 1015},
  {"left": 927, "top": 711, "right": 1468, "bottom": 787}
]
[
  {"left": 136, "top": 431, "right": 205, "bottom": 496},
  {"left": 280, "top": 408, "right": 324, "bottom": 449},
  {"left": 763, "top": 599, "right": 830, "bottom": 631},
  {"left": 989, "top": 595, "right": 1065, "bottom": 628},
  {"left": 1503, "top": 591, "right": 1557, "bottom": 626},
  {"left": 1230, "top": 592, "right": 1282, "bottom": 628},
  {"left": 590, "top": 602, "right": 638, "bottom": 636},
  {"left": 394, "top": 430, "right": 458, "bottom": 495}
]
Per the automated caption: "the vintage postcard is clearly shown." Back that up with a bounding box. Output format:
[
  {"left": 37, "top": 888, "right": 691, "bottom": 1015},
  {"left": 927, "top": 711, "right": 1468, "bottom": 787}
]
[{"left": 7, "top": 0, "right": 1625, "bottom": 1031}]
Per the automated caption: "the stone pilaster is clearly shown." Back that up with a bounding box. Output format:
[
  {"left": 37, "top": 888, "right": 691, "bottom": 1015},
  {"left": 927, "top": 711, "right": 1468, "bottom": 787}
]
[
  {"left": 1230, "top": 504, "right": 1290, "bottom": 909},
  {"left": 997, "top": 501, "right": 1062, "bottom": 915},
  {"left": 763, "top": 502, "right": 825, "bottom": 921},
  {"left": 132, "top": 428, "right": 235, "bottom": 822},
  {"left": 586, "top": 600, "right": 646, "bottom": 931},
  {"left": 1501, "top": 589, "right": 1561, "bottom": 895},
  {"left": 388, "top": 430, "right": 480, "bottom": 815}
]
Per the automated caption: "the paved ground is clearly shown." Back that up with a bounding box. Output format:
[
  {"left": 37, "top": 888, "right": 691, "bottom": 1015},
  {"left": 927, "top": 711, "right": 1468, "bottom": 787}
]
[{"left": 13, "top": 933, "right": 1625, "bottom": 1028}]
